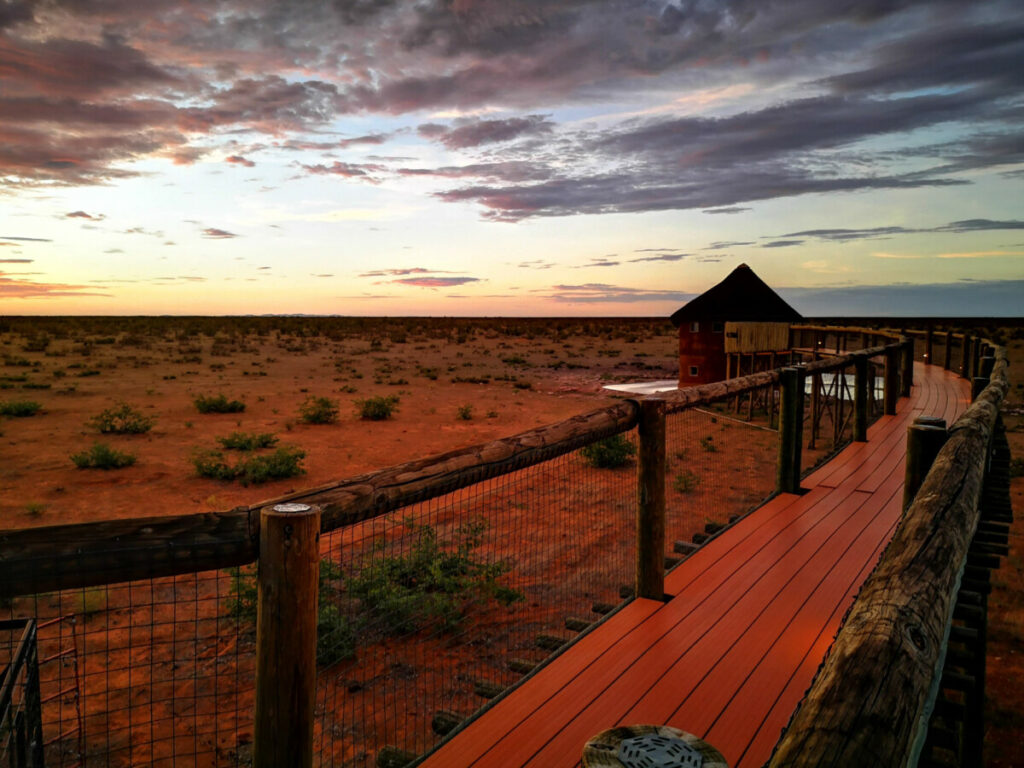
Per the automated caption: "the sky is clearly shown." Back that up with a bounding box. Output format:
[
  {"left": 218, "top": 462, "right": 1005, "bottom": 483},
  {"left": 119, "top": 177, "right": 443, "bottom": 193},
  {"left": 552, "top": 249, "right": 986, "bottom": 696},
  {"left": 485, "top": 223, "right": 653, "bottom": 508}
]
[{"left": 1, "top": 0, "right": 1022, "bottom": 317}]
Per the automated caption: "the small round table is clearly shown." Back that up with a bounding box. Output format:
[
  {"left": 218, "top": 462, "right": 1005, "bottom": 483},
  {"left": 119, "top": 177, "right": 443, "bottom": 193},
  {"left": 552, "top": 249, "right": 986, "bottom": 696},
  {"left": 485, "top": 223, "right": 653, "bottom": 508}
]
[{"left": 582, "top": 725, "right": 728, "bottom": 768}]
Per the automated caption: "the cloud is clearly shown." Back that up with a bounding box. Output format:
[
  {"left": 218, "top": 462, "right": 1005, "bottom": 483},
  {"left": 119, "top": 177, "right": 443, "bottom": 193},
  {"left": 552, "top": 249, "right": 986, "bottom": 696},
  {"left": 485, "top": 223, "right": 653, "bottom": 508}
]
[
  {"left": 397, "top": 161, "right": 552, "bottom": 182},
  {"left": 543, "top": 283, "right": 695, "bottom": 304},
  {"left": 123, "top": 226, "right": 164, "bottom": 237},
  {"left": 0, "top": 0, "right": 1019, "bottom": 232},
  {"left": 300, "top": 160, "right": 386, "bottom": 181},
  {"left": 0, "top": 258, "right": 33, "bottom": 263},
  {"left": 936, "top": 250, "right": 1024, "bottom": 259},
  {"left": 417, "top": 115, "right": 553, "bottom": 149},
  {"left": 516, "top": 259, "right": 555, "bottom": 270},
  {"left": 0, "top": 272, "right": 112, "bottom": 298},
  {"left": 576, "top": 257, "right": 620, "bottom": 268},
  {"left": 629, "top": 253, "right": 688, "bottom": 263},
  {"left": 390, "top": 276, "right": 480, "bottom": 288},
  {"left": 0, "top": 236, "right": 51, "bottom": 242},
  {"left": 358, "top": 267, "right": 451, "bottom": 277},
  {"left": 66, "top": 210, "right": 104, "bottom": 220},
  {"left": 202, "top": 227, "right": 239, "bottom": 239},
  {"left": 705, "top": 241, "right": 754, "bottom": 250},
  {"left": 785, "top": 219, "right": 1024, "bottom": 243},
  {"left": 761, "top": 240, "right": 804, "bottom": 248},
  {"left": 225, "top": 155, "right": 255, "bottom": 167}
]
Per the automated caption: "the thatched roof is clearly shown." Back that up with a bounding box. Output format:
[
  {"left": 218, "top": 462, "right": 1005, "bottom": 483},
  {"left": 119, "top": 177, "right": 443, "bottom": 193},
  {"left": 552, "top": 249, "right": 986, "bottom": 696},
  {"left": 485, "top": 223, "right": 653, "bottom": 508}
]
[{"left": 669, "top": 264, "right": 801, "bottom": 326}]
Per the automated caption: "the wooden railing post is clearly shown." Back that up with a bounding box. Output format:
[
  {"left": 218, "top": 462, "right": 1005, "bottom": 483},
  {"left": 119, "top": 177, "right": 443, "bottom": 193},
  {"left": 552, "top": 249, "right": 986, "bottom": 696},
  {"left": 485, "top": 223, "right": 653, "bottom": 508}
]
[
  {"left": 853, "top": 353, "right": 868, "bottom": 442},
  {"left": 636, "top": 399, "right": 666, "bottom": 601},
  {"left": 980, "top": 355, "right": 995, "bottom": 380},
  {"left": 900, "top": 339, "right": 913, "bottom": 397},
  {"left": 961, "top": 334, "right": 972, "bottom": 379},
  {"left": 255, "top": 502, "right": 321, "bottom": 768},
  {"left": 777, "top": 367, "right": 804, "bottom": 494},
  {"left": 903, "top": 419, "right": 948, "bottom": 511},
  {"left": 943, "top": 330, "right": 952, "bottom": 370},
  {"left": 884, "top": 347, "right": 900, "bottom": 415},
  {"left": 924, "top": 325, "right": 933, "bottom": 366}
]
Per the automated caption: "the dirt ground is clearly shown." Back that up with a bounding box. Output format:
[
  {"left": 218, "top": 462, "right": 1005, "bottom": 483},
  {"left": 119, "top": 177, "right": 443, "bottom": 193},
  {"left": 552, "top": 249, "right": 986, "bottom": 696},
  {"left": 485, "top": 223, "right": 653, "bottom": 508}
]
[{"left": 0, "top": 317, "right": 677, "bottom": 527}]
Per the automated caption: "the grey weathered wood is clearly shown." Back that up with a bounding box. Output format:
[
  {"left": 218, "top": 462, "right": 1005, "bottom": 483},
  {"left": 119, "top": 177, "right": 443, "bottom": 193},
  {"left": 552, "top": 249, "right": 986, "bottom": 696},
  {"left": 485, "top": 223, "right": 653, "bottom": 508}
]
[
  {"left": 636, "top": 398, "right": 666, "bottom": 601},
  {"left": 768, "top": 349, "right": 1009, "bottom": 768},
  {"left": 254, "top": 503, "right": 320, "bottom": 768}
]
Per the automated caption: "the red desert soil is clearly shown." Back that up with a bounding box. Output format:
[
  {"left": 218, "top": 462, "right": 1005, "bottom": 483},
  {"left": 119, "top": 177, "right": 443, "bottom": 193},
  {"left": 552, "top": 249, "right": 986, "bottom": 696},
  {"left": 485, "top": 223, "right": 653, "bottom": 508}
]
[{"left": 0, "top": 318, "right": 677, "bottom": 527}]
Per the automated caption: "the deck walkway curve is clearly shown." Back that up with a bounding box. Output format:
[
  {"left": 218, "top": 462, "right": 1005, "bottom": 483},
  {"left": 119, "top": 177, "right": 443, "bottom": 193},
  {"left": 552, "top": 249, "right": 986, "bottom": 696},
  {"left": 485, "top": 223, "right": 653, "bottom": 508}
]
[{"left": 419, "top": 362, "right": 970, "bottom": 768}]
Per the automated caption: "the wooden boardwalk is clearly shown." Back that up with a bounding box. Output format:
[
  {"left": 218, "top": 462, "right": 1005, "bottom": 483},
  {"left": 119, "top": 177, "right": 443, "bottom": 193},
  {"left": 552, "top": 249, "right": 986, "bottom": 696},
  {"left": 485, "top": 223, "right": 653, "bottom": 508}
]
[{"left": 419, "top": 362, "right": 969, "bottom": 768}]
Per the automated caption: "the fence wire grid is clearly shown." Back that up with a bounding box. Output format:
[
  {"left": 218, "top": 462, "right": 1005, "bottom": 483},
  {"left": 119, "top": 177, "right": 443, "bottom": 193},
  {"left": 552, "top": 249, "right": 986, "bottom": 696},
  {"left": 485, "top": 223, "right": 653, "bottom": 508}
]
[
  {"left": 311, "top": 435, "right": 638, "bottom": 766},
  {"left": 3, "top": 569, "right": 254, "bottom": 767},
  {"left": 664, "top": 386, "right": 779, "bottom": 561}
]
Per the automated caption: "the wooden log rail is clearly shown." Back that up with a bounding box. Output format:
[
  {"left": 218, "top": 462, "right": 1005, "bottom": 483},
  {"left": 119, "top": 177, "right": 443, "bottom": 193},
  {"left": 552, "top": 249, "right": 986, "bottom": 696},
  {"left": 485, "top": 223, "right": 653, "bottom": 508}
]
[
  {"left": 768, "top": 342, "right": 1010, "bottom": 768},
  {"left": 0, "top": 401, "right": 638, "bottom": 598}
]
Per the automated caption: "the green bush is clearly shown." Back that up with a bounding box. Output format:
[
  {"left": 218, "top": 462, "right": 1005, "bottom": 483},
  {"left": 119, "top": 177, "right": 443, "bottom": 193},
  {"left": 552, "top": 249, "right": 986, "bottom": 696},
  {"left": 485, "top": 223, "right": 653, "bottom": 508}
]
[
  {"left": 71, "top": 442, "right": 137, "bottom": 470},
  {"left": 299, "top": 396, "right": 339, "bottom": 424},
  {"left": 699, "top": 436, "right": 717, "bottom": 452},
  {"left": 348, "top": 519, "right": 522, "bottom": 636},
  {"left": 194, "top": 393, "right": 246, "bottom": 414},
  {"left": 456, "top": 404, "right": 473, "bottom": 420},
  {"left": 673, "top": 469, "right": 700, "bottom": 494},
  {"left": 89, "top": 402, "right": 154, "bottom": 433},
  {"left": 192, "top": 445, "right": 305, "bottom": 486},
  {"left": 0, "top": 399, "right": 42, "bottom": 417},
  {"left": 580, "top": 434, "right": 636, "bottom": 468},
  {"left": 217, "top": 431, "right": 278, "bottom": 451},
  {"left": 355, "top": 395, "right": 399, "bottom": 421},
  {"left": 227, "top": 559, "right": 356, "bottom": 666}
]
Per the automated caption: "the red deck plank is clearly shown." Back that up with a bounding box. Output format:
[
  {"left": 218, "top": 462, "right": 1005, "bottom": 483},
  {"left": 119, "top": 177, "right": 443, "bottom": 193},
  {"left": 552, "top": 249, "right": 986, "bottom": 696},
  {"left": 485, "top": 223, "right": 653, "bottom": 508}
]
[
  {"left": 417, "top": 598, "right": 664, "bottom": 768},
  {"left": 515, "top": 480, "right": 897, "bottom": 766},
  {"left": 415, "top": 363, "right": 969, "bottom": 768}
]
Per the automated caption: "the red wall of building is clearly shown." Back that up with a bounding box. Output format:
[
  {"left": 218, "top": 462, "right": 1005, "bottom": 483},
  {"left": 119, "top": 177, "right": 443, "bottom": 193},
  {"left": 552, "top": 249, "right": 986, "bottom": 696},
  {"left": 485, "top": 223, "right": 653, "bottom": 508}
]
[{"left": 677, "top": 323, "right": 727, "bottom": 386}]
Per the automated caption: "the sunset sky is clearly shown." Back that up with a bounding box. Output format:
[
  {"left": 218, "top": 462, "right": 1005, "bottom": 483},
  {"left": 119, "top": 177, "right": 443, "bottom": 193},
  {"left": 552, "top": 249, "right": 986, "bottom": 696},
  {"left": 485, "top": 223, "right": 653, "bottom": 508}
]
[{"left": 2, "top": 0, "right": 1022, "bottom": 316}]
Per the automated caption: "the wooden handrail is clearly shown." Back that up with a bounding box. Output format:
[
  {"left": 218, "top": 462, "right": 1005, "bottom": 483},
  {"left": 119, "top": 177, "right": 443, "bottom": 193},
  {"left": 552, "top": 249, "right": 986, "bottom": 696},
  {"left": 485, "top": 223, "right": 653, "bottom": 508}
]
[
  {"left": 0, "top": 401, "right": 639, "bottom": 597},
  {"left": 768, "top": 343, "right": 1009, "bottom": 768}
]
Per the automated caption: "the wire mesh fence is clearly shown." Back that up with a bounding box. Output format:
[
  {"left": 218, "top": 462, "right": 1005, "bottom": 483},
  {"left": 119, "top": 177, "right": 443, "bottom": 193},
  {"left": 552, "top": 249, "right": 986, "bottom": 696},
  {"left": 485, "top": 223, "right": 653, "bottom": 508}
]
[
  {"left": 3, "top": 570, "right": 254, "bottom": 767},
  {"left": 312, "top": 436, "right": 638, "bottom": 766},
  {"left": 664, "top": 386, "right": 779, "bottom": 558}
]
